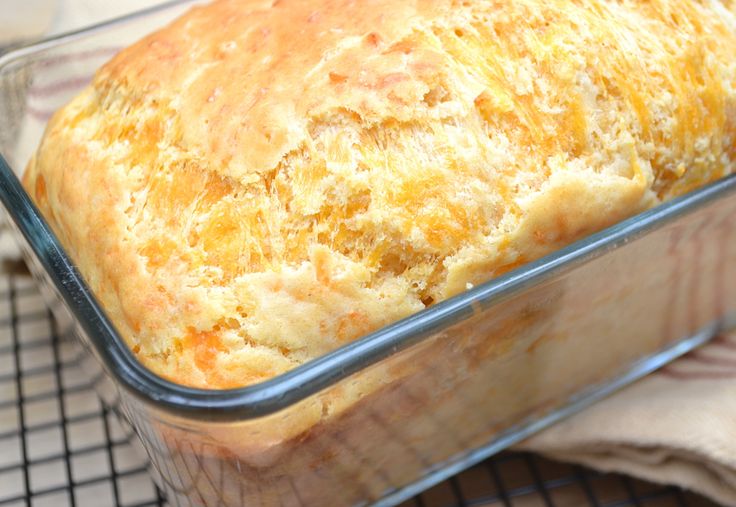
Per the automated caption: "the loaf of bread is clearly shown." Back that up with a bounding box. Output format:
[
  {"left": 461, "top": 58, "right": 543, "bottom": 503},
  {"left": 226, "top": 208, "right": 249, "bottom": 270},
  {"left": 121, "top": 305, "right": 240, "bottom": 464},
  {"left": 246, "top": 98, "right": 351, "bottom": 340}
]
[{"left": 23, "top": 0, "right": 736, "bottom": 388}]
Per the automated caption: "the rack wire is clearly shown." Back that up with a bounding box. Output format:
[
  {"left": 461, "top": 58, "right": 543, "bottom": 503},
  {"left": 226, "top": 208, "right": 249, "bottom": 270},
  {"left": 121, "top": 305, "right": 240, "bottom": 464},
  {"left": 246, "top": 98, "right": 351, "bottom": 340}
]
[{"left": 0, "top": 232, "right": 718, "bottom": 507}]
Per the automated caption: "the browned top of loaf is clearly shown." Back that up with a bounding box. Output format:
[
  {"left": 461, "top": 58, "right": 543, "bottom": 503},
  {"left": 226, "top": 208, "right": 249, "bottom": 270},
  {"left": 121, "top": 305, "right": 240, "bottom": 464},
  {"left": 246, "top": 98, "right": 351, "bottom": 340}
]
[{"left": 23, "top": 0, "right": 736, "bottom": 387}]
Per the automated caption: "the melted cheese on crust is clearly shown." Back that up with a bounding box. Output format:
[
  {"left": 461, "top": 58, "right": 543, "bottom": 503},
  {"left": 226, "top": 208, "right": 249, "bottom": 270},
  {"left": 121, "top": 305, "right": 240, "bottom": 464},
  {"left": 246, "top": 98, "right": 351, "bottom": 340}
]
[{"left": 24, "top": 0, "right": 736, "bottom": 388}]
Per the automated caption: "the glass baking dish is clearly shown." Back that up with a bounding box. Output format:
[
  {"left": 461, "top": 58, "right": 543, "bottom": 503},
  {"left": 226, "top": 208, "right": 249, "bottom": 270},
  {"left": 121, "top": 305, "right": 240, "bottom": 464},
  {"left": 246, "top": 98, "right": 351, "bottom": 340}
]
[{"left": 1, "top": 3, "right": 735, "bottom": 506}]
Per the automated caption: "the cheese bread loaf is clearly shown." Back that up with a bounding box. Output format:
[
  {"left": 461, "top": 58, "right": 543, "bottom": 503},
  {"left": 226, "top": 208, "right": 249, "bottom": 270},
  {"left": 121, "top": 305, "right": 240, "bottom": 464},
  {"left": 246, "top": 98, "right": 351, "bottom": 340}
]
[{"left": 23, "top": 0, "right": 736, "bottom": 388}]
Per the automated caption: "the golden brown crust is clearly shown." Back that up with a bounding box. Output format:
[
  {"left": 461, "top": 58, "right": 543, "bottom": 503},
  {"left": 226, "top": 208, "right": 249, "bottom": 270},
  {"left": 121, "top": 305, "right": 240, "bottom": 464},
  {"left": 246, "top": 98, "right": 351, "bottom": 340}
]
[{"left": 23, "top": 0, "right": 736, "bottom": 388}]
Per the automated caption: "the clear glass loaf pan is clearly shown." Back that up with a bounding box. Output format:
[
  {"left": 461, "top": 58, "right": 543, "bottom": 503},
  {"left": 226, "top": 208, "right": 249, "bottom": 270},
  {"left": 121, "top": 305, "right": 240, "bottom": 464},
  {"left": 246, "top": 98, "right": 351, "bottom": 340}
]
[{"left": 1, "top": 3, "right": 735, "bottom": 506}]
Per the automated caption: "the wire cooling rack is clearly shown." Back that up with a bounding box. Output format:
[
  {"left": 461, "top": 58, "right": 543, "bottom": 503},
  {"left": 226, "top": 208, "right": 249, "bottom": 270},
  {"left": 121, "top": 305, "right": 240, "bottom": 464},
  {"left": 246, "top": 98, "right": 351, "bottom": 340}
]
[{"left": 0, "top": 232, "right": 719, "bottom": 507}]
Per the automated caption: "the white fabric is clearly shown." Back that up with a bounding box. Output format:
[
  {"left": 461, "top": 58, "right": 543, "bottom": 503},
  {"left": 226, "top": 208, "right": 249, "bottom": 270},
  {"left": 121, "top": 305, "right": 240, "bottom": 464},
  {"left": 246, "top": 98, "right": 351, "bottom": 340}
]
[
  {"left": 0, "top": 0, "right": 56, "bottom": 44},
  {"left": 47, "top": 0, "right": 159, "bottom": 35}
]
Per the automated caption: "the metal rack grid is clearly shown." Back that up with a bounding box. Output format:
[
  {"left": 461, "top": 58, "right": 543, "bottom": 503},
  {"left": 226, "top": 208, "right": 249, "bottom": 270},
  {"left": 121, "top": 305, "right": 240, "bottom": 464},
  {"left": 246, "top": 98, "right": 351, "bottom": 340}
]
[{"left": 0, "top": 233, "right": 719, "bottom": 507}]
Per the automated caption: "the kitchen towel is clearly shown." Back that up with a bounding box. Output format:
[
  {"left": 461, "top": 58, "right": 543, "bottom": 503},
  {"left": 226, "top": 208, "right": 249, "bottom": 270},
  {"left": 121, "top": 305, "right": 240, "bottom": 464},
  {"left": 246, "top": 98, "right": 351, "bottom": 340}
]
[{"left": 521, "top": 331, "right": 736, "bottom": 506}]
